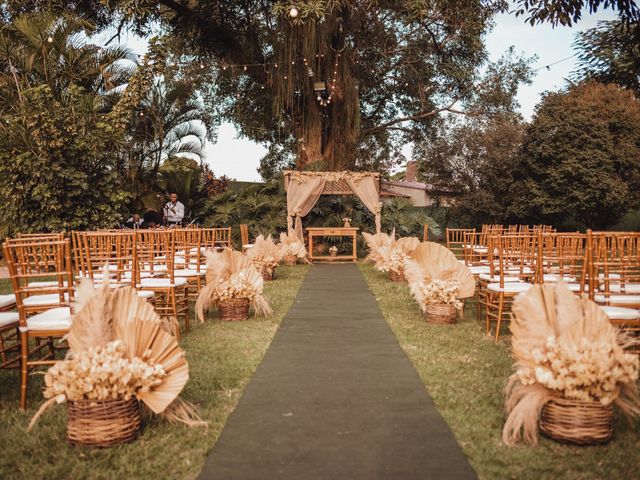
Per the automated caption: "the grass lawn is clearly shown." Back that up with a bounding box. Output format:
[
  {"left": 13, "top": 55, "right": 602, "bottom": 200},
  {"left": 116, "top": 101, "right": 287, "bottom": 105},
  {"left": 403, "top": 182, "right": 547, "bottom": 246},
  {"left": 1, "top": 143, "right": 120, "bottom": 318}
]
[
  {"left": 0, "top": 265, "right": 309, "bottom": 480},
  {"left": 359, "top": 262, "right": 640, "bottom": 480}
]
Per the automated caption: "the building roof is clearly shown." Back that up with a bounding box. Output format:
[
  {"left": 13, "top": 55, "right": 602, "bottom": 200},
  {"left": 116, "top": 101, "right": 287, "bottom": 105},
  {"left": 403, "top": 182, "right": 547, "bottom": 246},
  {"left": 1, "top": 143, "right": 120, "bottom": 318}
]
[{"left": 383, "top": 180, "right": 459, "bottom": 195}]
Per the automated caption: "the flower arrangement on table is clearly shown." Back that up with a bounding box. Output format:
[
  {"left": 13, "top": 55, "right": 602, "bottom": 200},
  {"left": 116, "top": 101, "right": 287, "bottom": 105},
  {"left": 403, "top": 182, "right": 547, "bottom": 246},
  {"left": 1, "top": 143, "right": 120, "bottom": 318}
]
[
  {"left": 196, "top": 248, "right": 272, "bottom": 321},
  {"left": 404, "top": 242, "right": 475, "bottom": 323},
  {"left": 342, "top": 217, "right": 352, "bottom": 227},
  {"left": 29, "top": 277, "right": 204, "bottom": 446},
  {"left": 502, "top": 281, "right": 639, "bottom": 446},
  {"left": 329, "top": 245, "right": 338, "bottom": 256},
  {"left": 279, "top": 231, "right": 307, "bottom": 265},
  {"left": 246, "top": 234, "right": 283, "bottom": 280}
]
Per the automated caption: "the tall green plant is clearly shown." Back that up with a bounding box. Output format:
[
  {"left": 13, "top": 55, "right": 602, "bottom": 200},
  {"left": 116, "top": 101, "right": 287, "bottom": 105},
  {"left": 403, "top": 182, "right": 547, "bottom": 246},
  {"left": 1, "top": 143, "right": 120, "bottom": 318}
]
[{"left": 0, "top": 13, "right": 136, "bottom": 232}]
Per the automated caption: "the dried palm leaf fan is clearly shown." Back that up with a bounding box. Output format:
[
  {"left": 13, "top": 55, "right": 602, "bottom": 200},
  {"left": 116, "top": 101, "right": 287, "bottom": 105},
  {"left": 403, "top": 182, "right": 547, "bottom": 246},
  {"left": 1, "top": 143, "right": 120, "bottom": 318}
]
[
  {"left": 405, "top": 242, "right": 475, "bottom": 323},
  {"left": 502, "top": 281, "right": 640, "bottom": 446}
]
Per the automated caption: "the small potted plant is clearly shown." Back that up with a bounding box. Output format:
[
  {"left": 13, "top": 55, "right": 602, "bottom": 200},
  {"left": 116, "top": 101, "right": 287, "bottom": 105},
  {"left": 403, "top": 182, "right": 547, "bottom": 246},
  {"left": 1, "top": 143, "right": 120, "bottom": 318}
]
[
  {"left": 342, "top": 217, "right": 352, "bottom": 228},
  {"left": 329, "top": 245, "right": 338, "bottom": 257}
]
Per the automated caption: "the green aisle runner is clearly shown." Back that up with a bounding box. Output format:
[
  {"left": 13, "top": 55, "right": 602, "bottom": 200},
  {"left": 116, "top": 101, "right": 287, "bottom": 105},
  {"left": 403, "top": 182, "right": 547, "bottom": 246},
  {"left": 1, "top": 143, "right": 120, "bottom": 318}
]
[{"left": 199, "top": 264, "right": 476, "bottom": 479}]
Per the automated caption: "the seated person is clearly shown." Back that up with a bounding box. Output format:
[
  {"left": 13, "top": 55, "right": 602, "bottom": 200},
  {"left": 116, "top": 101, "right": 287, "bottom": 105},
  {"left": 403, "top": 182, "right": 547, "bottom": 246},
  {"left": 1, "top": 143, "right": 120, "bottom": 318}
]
[
  {"left": 125, "top": 213, "right": 142, "bottom": 229},
  {"left": 140, "top": 209, "right": 163, "bottom": 229}
]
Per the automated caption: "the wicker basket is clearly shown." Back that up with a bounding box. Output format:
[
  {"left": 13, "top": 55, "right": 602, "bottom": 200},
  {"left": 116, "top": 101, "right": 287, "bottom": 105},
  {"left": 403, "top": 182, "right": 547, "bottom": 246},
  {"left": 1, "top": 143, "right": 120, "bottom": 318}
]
[
  {"left": 218, "top": 298, "right": 250, "bottom": 321},
  {"left": 284, "top": 255, "right": 297, "bottom": 266},
  {"left": 424, "top": 303, "right": 457, "bottom": 324},
  {"left": 540, "top": 396, "right": 613, "bottom": 445},
  {"left": 389, "top": 270, "right": 405, "bottom": 282},
  {"left": 67, "top": 398, "right": 141, "bottom": 447},
  {"left": 262, "top": 267, "right": 275, "bottom": 281}
]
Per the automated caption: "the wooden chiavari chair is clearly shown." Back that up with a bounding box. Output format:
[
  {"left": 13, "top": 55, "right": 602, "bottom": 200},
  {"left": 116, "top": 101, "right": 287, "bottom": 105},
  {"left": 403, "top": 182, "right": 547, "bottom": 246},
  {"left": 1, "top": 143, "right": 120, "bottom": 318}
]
[
  {"left": 446, "top": 228, "right": 475, "bottom": 261},
  {"left": 240, "top": 224, "right": 253, "bottom": 252},
  {"left": 587, "top": 231, "right": 640, "bottom": 349},
  {"left": 174, "top": 228, "right": 205, "bottom": 298},
  {"left": 535, "top": 232, "right": 587, "bottom": 290},
  {"left": 135, "top": 230, "right": 189, "bottom": 337},
  {"left": 201, "top": 227, "right": 232, "bottom": 251},
  {"left": 482, "top": 233, "right": 533, "bottom": 341},
  {"left": 3, "top": 239, "right": 74, "bottom": 409}
]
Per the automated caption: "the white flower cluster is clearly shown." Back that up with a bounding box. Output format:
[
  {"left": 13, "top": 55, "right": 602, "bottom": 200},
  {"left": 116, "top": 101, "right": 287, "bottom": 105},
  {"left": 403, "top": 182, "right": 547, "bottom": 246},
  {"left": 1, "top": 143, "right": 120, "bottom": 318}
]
[
  {"left": 517, "top": 336, "right": 639, "bottom": 405},
  {"left": 421, "top": 279, "right": 462, "bottom": 308},
  {"left": 212, "top": 270, "right": 260, "bottom": 303},
  {"left": 44, "top": 340, "right": 166, "bottom": 402},
  {"left": 329, "top": 246, "right": 338, "bottom": 253},
  {"left": 376, "top": 248, "right": 409, "bottom": 274}
]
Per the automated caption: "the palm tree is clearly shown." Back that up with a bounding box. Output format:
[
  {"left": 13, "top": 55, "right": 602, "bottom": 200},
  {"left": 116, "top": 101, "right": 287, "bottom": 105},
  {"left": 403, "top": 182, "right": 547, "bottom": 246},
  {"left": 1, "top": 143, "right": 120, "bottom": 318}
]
[{"left": 120, "top": 79, "right": 210, "bottom": 210}]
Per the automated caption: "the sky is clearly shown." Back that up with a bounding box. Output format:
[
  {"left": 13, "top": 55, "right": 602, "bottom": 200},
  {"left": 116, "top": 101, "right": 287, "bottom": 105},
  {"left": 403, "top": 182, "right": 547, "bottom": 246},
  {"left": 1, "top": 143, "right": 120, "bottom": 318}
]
[{"left": 119, "top": 7, "right": 617, "bottom": 182}]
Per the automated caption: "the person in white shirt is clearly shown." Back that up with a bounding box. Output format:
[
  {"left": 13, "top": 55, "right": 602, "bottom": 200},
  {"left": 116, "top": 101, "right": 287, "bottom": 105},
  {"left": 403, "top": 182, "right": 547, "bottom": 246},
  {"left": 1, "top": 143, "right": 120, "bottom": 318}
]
[{"left": 164, "top": 192, "right": 185, "bottom": 226}]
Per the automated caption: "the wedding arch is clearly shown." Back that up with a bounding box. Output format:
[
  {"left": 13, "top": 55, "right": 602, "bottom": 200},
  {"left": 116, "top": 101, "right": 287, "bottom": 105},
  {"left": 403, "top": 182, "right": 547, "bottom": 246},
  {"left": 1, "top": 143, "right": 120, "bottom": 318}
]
[{"left": 283, "top": 170, "right": 382, "bottom": 240}]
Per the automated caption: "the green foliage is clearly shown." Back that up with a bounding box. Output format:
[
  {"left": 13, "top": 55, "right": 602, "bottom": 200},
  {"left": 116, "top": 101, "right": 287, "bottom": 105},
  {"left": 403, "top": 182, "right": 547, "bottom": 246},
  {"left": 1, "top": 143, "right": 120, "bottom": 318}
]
[
  {"left": 514, "top": 82, "right": 640, "bottom": 229},
  {"left": 416, "top": 112, "right": 526, "bottom": 228},
  {"left": 0, "top": 13, "right": 138, "bottom": 232},
  {"left": 157, "top": 156, "right": 208, "bottom": 222},
  {"left": 574, "top": 20, "right": 640, "bottom": 96},
  {"left": 514, "top": 0, "right": 640, "bottom": 26}
]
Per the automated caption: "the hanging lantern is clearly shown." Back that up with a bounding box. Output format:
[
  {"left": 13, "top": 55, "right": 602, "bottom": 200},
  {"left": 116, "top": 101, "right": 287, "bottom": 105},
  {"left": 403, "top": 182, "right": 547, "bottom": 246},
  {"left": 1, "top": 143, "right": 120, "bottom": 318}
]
[{"left": 314, "top": 81, "right": 327, "bottom": 92}]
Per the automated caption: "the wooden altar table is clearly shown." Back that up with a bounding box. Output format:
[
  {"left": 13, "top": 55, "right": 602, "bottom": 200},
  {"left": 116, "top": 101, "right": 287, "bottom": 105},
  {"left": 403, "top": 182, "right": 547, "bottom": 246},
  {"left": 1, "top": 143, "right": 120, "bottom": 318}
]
[{"left": 306, "top": 227, "right": 359, "bottom": 262}]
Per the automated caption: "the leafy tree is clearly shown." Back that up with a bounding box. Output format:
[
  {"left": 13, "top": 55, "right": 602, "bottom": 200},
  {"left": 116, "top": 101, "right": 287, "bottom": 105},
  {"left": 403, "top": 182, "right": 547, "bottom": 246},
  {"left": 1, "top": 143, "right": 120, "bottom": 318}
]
[
  {"left": 573, "top": 20, "right": 640, "bottom": 96},
  {"left": 513, "top": 0, "right": 640, "bottom": 26},
  {"left": 513, "top": 81, "right": 640, "bottom": 229},
  {"left": 9, "top": 1, "right": 535, "bottom": 175},
  {"left": 0, "top": 13, "right": 137, "bottom": 233},
  {"left": 119, "top": 78, "right": 213, "bottom": 211},
  {"left": 415, "top": 112, "right": 526, "bottom": 227}
]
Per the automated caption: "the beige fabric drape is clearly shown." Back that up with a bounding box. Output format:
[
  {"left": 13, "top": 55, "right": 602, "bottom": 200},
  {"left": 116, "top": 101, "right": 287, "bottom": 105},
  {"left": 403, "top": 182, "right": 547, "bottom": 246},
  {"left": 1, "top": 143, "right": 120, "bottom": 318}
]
[
  {"left": 346, "top": 176, "right": 382, "bottom": 233},
  {"left": 287, "top": 176, "right": 327, "bottom": 241}
]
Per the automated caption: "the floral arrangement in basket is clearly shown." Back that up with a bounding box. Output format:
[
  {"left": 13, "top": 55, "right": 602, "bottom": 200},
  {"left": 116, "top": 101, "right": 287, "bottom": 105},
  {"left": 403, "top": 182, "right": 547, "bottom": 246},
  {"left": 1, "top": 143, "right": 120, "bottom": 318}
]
[
  {"left": 29, "top": 277, "right": 204, "bottom": 444},
  {"left": 502, "top": 281, "right": 639, "bottom": 446},
  {"left": 279, "top": 231, "right": 307, "bottom": 262},
  {"left": 364, "top": 231, "right": 420, "bottom": 278},
  {"left": 420, "top": 279, "right": 463, "bottom": 309},
  {"left": 362, "top": 229, "right": 396, "bottom": 265},
  {"left": 404, "top": 242, "right": 475, "bottom": 316},
  {"left": 196, "top": 248, "right": 272, "bottom": 321},
  {"left": 329, "top": 245, "right": 338, "bottom": 256},
  {"left": 246, "top": 234, "right": 283, "bottom": 278}
]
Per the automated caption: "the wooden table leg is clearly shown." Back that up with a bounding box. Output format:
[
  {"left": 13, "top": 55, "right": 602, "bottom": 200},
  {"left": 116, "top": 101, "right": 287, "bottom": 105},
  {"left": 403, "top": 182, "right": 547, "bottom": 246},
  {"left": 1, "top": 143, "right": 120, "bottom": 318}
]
[
  {"left": 308, "top": 233, "right": 314, "bottom": 261},
  {"left": 352, "top": 233, "right": 357, "bottom": 261}
]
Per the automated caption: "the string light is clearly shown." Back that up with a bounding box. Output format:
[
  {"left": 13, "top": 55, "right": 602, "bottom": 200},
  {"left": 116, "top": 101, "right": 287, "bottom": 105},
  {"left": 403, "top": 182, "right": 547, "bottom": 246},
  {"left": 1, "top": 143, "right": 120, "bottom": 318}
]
[
  {"left": 289, "top": 5, "right": 299, "bottom": 18},
  {"left": 46, "top": 36, "right": 53, "bottom": 43}
]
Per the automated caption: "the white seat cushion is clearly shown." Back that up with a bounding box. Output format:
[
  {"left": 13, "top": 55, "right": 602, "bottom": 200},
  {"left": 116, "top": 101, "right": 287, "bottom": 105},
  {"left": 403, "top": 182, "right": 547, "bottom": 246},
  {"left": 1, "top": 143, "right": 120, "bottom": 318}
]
[
  {"left": 594, "top": 294, "right": 640, "bottom": 306},
  {"left": 605, "top": 284, "right": 640, "bottom": 294},
  {"left": 473, "top": 246, "right": 488, "bottom": 254},
  {"left": 480, "top": 274, "right": 521, "bottom": 283},
  {"left": 0, "top": 294, "right": 16, "bottom": 309},
  {"left": 543, "top": 274, "right": 576, "bottom": 283},
  {"left": 487, "top": 282, "right": 533, "bottom": 294},
  {"left": 567, "top": 283, "right": 585, "bottom": 293},
  {"left": 136, "top": 290, "right": 155, "bottom": 299},
  {"left": 0, "top": 312, "right": 19, "bottom": 328},
  {"left": 243, "top": 244, "right": 254, "bottom": 250},
  {"left": 173, "top": 269, "right": 205, "bottom": 277},
  {"left": 504, "top": 266, "right": 533, "bottom": 275},
  {"left": 26, "top": 307, "right": 71, "bottom": 331},
  {"left": 600, "top": 306, "right": 640, "bottom": 321},
  {"left": 23, "top": 293, "right": 69, "bottom": 307},
  {"left": 138, "top": 277, "right": 188, "bottom": 288},
  {"left": 469, "top": 266, "right": 491, "bottom": 275},
  {"left": 28, "top": 281, "right": 70, "bottom": 288}
]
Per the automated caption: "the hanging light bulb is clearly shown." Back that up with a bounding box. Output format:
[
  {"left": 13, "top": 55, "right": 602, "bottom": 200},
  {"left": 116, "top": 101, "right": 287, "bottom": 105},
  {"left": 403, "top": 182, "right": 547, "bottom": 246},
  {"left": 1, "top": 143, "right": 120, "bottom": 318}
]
[
  {"left": 46, "top": 36, "right": 53, "bottom": 43},
  {"left": 289, "top": 5, "right": 299, "bottom": 18}
]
